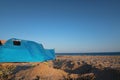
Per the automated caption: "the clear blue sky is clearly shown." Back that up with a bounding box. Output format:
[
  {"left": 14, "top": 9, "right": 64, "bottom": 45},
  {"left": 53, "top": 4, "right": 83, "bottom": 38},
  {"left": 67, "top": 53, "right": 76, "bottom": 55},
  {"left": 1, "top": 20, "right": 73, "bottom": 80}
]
[{"left": 0, "top": 0, "right": 120, "bottom": 53}]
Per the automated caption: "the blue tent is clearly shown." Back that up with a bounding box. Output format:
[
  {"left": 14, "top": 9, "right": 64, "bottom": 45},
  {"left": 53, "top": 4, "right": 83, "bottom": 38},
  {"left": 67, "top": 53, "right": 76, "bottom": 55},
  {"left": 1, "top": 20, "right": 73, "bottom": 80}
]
[{"left": 0, "top": 38, "right": 55, "bottom": 62}]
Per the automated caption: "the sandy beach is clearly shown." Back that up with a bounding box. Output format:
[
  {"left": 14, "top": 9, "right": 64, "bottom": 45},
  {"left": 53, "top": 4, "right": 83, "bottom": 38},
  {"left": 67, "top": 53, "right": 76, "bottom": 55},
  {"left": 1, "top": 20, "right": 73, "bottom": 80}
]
[{"left": 0, "top": 56, "right": 120, "bottom": 80}]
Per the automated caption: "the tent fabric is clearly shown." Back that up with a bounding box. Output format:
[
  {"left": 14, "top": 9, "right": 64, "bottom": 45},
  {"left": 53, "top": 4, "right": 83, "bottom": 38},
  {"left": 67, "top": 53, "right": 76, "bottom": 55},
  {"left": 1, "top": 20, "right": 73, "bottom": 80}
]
[{"left": 0, "top": 38, "right": 55, "bottom": 62}]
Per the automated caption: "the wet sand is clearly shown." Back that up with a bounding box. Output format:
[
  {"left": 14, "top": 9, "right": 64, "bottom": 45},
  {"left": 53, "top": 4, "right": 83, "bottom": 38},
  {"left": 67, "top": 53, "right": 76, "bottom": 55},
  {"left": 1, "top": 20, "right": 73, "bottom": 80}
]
[{"left": 0, "top": 56, "right": 120, "bottom": 80}]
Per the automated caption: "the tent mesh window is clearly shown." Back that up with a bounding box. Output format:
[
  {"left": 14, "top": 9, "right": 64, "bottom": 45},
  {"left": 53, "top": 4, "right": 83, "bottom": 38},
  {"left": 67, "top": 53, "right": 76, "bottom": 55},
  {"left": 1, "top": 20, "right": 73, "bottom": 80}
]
[
  {"left": 0, "top": 41, "right": 2, "bottom": 46},
  {"left": 13, "top": 40, "right": 21, "bottom": 46}
]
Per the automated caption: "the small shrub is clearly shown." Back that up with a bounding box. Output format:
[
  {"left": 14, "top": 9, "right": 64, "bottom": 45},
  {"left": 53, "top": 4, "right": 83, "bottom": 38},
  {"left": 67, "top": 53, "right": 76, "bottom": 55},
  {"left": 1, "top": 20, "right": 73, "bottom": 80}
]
[{"left": 0, "top": 64, "right": 16, "bottom": 80}]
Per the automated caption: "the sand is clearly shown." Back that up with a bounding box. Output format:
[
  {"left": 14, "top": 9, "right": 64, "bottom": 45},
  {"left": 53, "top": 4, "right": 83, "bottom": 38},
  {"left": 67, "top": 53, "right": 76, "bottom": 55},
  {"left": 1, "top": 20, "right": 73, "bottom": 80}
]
[
  {"left": 0, "top": 40, "right": 6, "bottom": 45},
  {"left": 0, "top": 56, "right": 120, "bottom": 80}
]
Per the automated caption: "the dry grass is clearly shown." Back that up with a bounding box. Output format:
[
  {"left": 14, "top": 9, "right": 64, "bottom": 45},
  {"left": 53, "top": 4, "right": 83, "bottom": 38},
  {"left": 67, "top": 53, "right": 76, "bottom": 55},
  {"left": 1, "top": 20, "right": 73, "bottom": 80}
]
[{"left": 0, "top": 64, "right": 16, "bottom": 80}]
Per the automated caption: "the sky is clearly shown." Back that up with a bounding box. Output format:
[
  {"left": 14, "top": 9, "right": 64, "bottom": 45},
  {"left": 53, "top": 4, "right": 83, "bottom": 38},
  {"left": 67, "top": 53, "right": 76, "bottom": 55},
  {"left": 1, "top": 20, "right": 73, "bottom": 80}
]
[{"left": 0, "top": 0, "right": 120, "bottom": 53}]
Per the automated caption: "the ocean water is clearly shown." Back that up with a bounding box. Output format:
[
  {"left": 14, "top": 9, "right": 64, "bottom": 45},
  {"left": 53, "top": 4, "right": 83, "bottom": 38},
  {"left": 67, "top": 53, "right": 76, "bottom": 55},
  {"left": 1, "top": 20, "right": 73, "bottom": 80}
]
[{"left": 56, "top": 52, "right": 120, "bottom": 56}]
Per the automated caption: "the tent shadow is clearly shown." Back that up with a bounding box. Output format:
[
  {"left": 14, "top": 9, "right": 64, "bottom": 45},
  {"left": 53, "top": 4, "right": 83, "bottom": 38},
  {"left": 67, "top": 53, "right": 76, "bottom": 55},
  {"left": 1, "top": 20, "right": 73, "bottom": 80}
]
[{"left": 13, "top": 65, "right": 32, "bottom": 74}]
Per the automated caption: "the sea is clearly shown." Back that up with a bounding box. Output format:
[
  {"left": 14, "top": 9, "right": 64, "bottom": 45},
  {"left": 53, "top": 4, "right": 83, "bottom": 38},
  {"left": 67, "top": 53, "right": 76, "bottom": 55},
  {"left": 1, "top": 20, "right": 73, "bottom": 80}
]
[{"left": 56, "top": 52, "right": 120, "bottom": 56}]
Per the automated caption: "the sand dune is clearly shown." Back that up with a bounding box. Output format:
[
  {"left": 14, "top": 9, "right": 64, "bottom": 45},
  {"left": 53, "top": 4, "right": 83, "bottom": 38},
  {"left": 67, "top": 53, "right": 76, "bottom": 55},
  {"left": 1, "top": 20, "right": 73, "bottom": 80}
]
[{"left": 0, "top": 56, "right": 120, "bottom": 80}]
